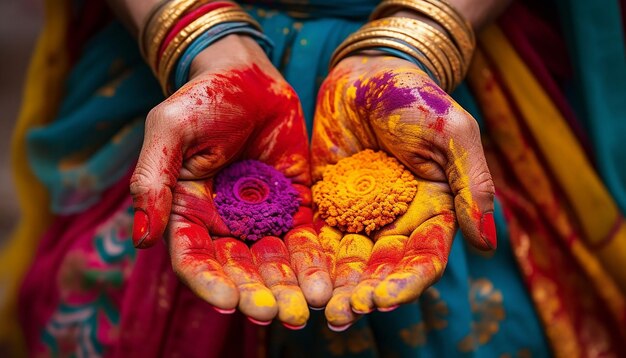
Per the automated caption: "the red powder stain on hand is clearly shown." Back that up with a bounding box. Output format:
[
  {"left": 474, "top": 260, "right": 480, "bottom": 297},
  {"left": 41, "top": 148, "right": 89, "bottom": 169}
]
[{"left": 428, "top": 117, "right": 446, "bottom": 134}]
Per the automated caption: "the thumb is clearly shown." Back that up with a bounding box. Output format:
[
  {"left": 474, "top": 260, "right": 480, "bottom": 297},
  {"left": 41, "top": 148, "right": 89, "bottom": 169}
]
[
  {"left": 445, "top": 120, "right": 496, "bottom": 251},
  {"left": 130, "top": 110, "right": 183, "bottom": 248}
]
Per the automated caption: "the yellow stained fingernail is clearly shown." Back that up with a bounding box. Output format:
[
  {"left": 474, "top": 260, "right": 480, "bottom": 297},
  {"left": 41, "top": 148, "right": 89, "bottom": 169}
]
[
  {"left": 351, "top": 284, "right": 375, "bottom": 313},
  {"left": 325, "top": 293, "right": 352, "bottom": 324},
  {"left": 279, "top": 290, "right": 309, "bottom": 325},
  {"left": 251, "top": 288, "right": 276, "bottom": 308},
  {"left": 373, "top": 271, "right": 414, "bottom": 305}
]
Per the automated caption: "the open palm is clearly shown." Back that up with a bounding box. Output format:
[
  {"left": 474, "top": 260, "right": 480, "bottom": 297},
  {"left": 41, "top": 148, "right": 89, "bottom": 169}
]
[
  {"left": 311, "top": 55, "right": 495, "bottom": 330},
  {"left": 130, "top": 41, "right": 332, "bottom": 329}
]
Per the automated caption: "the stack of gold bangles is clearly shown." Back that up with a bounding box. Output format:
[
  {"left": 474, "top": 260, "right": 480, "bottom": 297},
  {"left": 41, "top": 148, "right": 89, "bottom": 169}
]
[
  {"left": 139, "top": 0, "right": 272, "bottom": 95},
  {"left": 330, "top": 0, "right": 475, "bottom": 93}
]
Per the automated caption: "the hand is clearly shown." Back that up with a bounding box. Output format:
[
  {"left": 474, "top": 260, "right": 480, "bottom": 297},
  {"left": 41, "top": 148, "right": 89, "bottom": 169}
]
[
  {"left": 130, "top": 35, "right": 332, "bottom": 328},
  {"left": 311, "top": 55, "right": 495, "bottom": 330}
]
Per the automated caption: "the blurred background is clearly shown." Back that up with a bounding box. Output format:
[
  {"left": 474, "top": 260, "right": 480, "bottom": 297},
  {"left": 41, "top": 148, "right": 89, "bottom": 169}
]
[{"left": 0, "top": 0, "right": 43, "bottom": 245}]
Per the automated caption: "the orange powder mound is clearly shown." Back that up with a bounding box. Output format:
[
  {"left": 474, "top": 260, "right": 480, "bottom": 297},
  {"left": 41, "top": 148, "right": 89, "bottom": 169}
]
[{"left": 313, "top": 149, "right": 418, "bottom": 234}]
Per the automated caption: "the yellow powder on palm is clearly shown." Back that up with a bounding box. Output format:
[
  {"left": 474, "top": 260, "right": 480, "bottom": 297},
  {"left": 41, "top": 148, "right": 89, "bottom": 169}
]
[{"left": 313, "top": 150, "right": 418, "bottom": 234}]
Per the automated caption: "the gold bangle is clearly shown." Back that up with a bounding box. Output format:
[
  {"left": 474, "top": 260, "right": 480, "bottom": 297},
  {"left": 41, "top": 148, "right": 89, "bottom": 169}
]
[
  {"left": 352, "top": 27, "right": 451, "bottom": 89},
  {"left": 412, "top": 20, "right": 464, "bottom": 82},
  {"left": 374, "top": 0, "right": 472, "bottom": 62},
  {"left": 143, "top": 0, "right": 200, "bottom": 70},
  {"left": 347, "top": 17, "right": 464, "bottom": 91},
  {"left": 158, "top": 10, "right": 260, "bottom": 94},
  {"left": 330, "top": 37, "right": 438, "bottom": 79},
  {"left": 332, "top": 15, "right": 472, "bottom": 91},
  {"left": 412, "top": 22, "right": 463, "bottom": 85},
  {"left": 156, "top": 6, "right": 241, "bottom": 74},
  {"left": 359, "top": 21, "right": 456, "bottom": 88},
  {"left": 365, "top": 17, "right": 464, "bottom": 86},
  {"left": 157, "top": 9, "right": 260, "bottom": 79},
  {"left": 370, "top": 0, "right": 474, "bottom": 65},
  {"left": 422, "top": 0, "right": 473, "bottom": 45},
  {"left": 158, "top": 12, "right": 258, "bottom": 93},
  {"left": 141, "top": 1, "right": 243, "bottom": 68},
  {"left": 413, "top": 0, "right": 474, "bottom": 64},
  {"left": 138, "top": 0, "right": 170, "bottom": 60},
  {"left": 366, "top": 16, "right": 464, "bottom": 66}
]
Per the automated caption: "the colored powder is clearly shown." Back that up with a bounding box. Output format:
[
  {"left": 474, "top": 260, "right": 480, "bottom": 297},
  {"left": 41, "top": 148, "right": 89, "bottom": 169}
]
[
  {"left": 214, "top": 160, "right": 300, "bottom": 241},
  {"left": 354, "top": 71, "right": 416, "bottom": 116},
  {"left": 312, "top": 150, "right": 418, "bottom": 235},
  {"left": 418, "top": 84, "right": 450, "bottom": 115}
]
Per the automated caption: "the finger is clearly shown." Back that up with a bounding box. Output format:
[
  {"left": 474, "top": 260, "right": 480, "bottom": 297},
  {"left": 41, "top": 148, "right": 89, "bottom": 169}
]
[
  {"left": 325, "top": 234, "right": 373, "bottom": 330},
  {"left": 444, "top": 110, "right": 496, "bottom": 251},
  {"left": 373, "top": 214, "right": 455, "bottom": 309},
  {"left": 284, "top": 226, "right": 333, "bottom": 309},
  {"left": 354, "top": 182, "right": 451, "bottom": 313},
  {"left": 214, "top": 238, "right": 278, "bottom": 324},
  {"left": 251, "top": 236, "right": 309, "bottom": 329},
  {"left": 171, "top": 180, "right": 232, "bottom": 236},
  {"left": 130, "top": 107, "right": 182, "bottom": 248},
  {"left": 168, "top": 219, "right": 238, "bottom": 312},
  {"left": 350, "top": 235, "right": 407, "bottom": 314},
  {"left": 373, "top": 181, "right": 451, "bottom": 239},
  {"left": 315, "top": 221, "right": 343, "bottom": 270}
]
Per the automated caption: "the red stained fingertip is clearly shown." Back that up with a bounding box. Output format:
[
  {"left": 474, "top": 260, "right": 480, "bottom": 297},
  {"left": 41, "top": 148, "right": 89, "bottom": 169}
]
[
  {"left": 480, "top": 212, "right": 497, "bottom": 250},
  {"left": 132, "top": 210, "right": 150, "bottom": 248}
]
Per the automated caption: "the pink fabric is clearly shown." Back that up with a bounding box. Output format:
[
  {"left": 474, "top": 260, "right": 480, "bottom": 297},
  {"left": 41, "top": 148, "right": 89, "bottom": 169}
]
[
  {"left": 19, "top": 170, "right": 260, "bottom": 357},
  {"left": 114, "top": 241, "right": 260, "bottom": 358}
]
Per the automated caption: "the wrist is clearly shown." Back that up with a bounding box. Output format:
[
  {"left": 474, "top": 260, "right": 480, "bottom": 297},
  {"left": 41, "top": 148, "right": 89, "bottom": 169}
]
[{"left": 189, "top": 34, "right": 269, "bottom": 80}]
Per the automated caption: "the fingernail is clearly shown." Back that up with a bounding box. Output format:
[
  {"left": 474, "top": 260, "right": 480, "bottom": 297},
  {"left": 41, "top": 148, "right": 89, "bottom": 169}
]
[
  {"left": 282, "top": 322, "right": 306, "bottom": 330},
  {"left": 212, "top": 306, "right": 236, "bottom": 315},
  {"left": 247, "top": 317, "right": 272, "bottom": 326},
  {"left": 377, "top": 305, "right": 398, "bottom": 313},
  {"left": 480, "top": 212, "right": 497, "bottom": 249},
  {"left": 132, "top": 210, "right": 149, "bottom": 248},
  {"left": 327, "top": 322, "right": 353, "bottom": 332},
  {"left": 309, "top": 306, "right": 325, "bottom": 311}
]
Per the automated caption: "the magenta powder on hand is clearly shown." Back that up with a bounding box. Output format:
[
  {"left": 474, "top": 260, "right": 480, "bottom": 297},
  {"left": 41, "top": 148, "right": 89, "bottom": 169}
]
[{"left": 214, "top": 160, "right": 300, "bottom": 241}]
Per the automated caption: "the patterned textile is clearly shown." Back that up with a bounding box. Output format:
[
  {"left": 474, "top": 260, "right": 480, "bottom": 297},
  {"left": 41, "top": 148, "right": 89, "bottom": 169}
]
[{"left": 4, "top": 0, "right": 626, "bottom": 357}]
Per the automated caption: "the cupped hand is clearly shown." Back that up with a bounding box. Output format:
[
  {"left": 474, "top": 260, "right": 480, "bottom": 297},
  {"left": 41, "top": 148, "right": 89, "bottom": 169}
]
[
  {"left": 311, "top": 55, "right": 495, "bottom": 330},
  {"left": 130, "top": 35, "right": 332, "bottom": 328}
]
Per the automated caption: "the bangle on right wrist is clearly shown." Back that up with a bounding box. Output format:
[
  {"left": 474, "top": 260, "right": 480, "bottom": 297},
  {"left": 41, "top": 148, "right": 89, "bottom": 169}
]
[{"left": 330, "top": 0, "right": 475, "bottom": 93}]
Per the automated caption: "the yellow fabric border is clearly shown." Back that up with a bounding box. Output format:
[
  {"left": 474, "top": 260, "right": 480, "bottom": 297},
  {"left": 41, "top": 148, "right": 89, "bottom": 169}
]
[
  {"left": 469, "top": 27, "right": 626, "bottom": 354},
  {"left": 478, "top": 26, "right": 626, "bottom": 294},
  {"left": 468, "top": 44, "right": 625, "bottom": 331},
  {"left": 0, "top": 0, "right": 70, "bottom": 354}
]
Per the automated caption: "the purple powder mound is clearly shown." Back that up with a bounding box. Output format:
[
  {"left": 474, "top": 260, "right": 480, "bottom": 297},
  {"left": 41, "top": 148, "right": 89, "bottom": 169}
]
[{"left": 214, "top": 160, "right": 301, "bottom": 241}]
